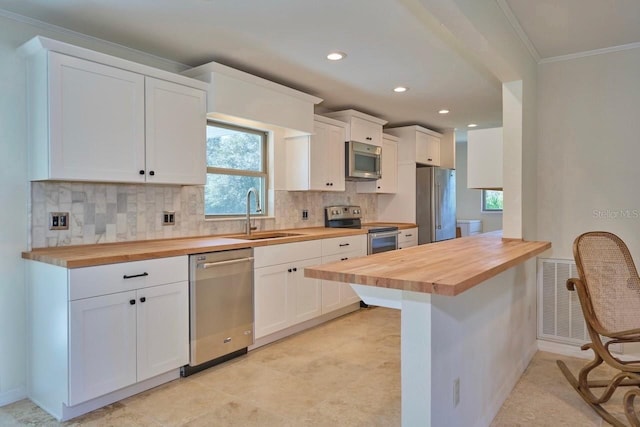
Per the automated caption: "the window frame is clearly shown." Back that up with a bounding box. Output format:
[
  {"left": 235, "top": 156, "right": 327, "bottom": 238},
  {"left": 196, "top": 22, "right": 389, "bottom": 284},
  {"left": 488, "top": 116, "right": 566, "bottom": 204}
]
[
  {"left": 481, "top": 189, "right": 504, "bottom": 213},
  {"left": 205, "top": 121, "right": 268, "bottom": 218}
]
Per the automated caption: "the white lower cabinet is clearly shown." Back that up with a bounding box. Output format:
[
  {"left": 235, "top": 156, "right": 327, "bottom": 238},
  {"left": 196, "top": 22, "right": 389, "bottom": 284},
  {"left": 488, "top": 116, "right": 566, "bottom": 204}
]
[
  {"left": 254, "top": 241, "right": 322, "bottom": 339},
  {"left": 27, "top": 256, "right": 188, "bottom": 420},
  {"left": 69, "top": 280, "right": 189, "bottom": 405},
  {"left": 398, "top": 227, "right": 419, "bottom": 249},
  {"left": 320, "top": 235, "right": 367, "bottom": 313},
  {"left": 320, "top": 252, "right": 362, "bottom": 314}
]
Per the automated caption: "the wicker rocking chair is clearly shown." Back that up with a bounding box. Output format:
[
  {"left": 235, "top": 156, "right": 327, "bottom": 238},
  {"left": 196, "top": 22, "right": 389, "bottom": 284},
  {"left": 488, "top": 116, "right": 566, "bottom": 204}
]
[{"left": 558, "top": 231, "right": 640, "bottom": 426}]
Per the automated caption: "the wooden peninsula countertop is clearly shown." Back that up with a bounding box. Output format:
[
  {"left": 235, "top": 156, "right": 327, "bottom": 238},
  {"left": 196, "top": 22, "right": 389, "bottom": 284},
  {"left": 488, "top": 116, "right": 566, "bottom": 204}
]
[
  {"left": 21, "top": 223, "right": 416, "bottom": 268},
  {"left": 304, "top": 231, "right": 551, "bottom": 296}
]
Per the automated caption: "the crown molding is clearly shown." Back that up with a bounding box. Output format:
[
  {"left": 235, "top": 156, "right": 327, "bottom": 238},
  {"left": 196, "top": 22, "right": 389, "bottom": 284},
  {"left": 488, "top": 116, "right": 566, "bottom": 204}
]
[
  {"left": 539, "top": 41, "right": 640, "bottom": 64},
  {"left": 495, "top": 0, "right": 541, "bottom": 64}
]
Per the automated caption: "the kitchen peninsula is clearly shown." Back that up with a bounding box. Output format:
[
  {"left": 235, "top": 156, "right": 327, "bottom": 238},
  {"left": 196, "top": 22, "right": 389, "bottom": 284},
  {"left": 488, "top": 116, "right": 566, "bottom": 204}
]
[{"left": 305, "top": 231, "right": 550, "bottom": 427}]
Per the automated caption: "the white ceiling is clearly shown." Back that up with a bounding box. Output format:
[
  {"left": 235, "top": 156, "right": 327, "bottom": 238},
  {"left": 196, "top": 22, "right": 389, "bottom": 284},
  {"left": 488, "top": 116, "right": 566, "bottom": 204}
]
[{"left": 1, "top": 0, "right": 639, "bottom": 133}]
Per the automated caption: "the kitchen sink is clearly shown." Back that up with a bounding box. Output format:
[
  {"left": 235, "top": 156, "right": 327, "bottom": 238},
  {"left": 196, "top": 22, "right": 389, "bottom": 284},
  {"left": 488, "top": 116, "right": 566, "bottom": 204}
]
[{"left": 235, "top": 232, "right": 303, "bottom": 240}]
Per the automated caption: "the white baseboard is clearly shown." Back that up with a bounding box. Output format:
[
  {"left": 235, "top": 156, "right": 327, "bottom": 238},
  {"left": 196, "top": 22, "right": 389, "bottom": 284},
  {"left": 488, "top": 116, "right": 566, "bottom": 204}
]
[
  {"left": 475, "top": 341, "right": 538, "bottom": 427},
  {"left": 0, "top": 386, "right": 27, "bottom": 407},
  {"left": 537, "top": 339, "right": 595, "bottom": 360}
]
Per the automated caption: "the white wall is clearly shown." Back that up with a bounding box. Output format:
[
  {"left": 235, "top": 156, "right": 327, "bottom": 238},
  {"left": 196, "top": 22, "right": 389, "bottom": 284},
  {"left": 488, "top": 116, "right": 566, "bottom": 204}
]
[
  {"left": 0, "top": 13, "right": 188, "bottom": 405},
  {"left": 455, "top": 141, "right": 503, "bottom": 232},
  {"left": 537, "top": 47, "right": 640, "bottom": 261},
  {"left": 431, "top": 263, "right": 537, "bottom": 426}
]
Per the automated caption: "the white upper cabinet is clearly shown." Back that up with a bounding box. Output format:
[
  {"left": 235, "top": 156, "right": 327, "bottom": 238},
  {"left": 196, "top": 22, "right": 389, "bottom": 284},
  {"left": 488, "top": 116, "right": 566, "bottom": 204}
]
[
  {"left": 385, "top": 125, "right": 443, "bottom": 167},
  {"left": 145, "top": 77, "right": 206, "bottom": 185},
  {"left": 21, "top": 37, "right": 207, "bottom": 185},
  {"left": 357, "top": 133, "right": 398, "bottom": 193},
  {"left": 285, "top": 115, "right": 346, "bottom": 192},
  {"left": 416, "top": 131, "right": 441, "bottom": 166},
  {"left": 323, "top": 109, "right": 388, "bottom": 147}
]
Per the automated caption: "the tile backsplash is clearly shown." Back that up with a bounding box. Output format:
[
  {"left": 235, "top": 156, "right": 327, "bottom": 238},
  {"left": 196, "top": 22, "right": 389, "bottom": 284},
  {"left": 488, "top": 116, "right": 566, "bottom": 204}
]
[{"left": 31, "top": 182, "right": 377, "bottom": 248}]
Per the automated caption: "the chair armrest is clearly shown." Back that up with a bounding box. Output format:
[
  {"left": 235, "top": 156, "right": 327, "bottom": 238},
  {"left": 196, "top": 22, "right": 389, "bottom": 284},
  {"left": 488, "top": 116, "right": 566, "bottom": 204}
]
[{"left": 567, "top": 277, "right": 582, "bottom": 291}]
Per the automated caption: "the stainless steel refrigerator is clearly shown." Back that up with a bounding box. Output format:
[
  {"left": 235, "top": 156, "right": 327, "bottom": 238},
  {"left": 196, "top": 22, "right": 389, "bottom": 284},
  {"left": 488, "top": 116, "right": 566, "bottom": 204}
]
[{"left": 416, "top": 166, "right": 456, "bottom": 244}]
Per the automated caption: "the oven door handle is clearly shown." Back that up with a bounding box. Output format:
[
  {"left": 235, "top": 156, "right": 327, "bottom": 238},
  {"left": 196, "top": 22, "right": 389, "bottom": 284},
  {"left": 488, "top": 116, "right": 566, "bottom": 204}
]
[{"left": 369, "top": 230, "right": 401, "bottom": 239}]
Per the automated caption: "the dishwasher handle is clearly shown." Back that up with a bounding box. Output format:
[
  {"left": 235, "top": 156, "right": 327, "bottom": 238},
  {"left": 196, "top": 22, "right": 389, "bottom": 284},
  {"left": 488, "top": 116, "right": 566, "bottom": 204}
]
[{"left": 199, "top": 257, "right": 254, "bottom": 269}]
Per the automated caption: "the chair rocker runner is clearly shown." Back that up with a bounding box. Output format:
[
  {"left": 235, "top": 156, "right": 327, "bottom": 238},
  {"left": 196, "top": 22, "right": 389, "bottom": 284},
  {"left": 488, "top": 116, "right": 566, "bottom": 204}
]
[{"left": 558, "top": 231, "right": 640, "bottom": 426}]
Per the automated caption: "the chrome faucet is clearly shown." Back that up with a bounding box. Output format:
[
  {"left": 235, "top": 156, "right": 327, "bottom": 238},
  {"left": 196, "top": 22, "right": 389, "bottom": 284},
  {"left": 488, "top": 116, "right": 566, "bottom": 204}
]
[{"left": 246, "top": 187, "right": 262, "bottom": 236}]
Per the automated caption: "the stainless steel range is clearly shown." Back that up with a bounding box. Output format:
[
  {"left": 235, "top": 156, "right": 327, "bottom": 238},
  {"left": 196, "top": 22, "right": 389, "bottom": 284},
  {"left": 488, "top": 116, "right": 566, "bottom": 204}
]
[{"left": 324, "top": 205, "right": 399, "bottom": 255}]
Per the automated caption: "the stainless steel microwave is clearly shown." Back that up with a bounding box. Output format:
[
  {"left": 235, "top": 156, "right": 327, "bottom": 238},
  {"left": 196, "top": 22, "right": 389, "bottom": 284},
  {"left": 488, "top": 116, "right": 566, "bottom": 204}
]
[{"left": 345, "top": 141, "right": 382, "bottom": 181}]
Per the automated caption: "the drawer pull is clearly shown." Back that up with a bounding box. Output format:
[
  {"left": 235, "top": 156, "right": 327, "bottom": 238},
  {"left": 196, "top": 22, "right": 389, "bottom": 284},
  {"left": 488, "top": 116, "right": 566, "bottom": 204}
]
[
  {"left": 129, "top": 299, "right": 136, "bottom": 305},
  {"left": 123, "top": 272, "right": 149, "bottom": 279},
  {"left": 140, "top": 297, "right": 146, "bottom": 303},
  {"left": 341, "top": 257, "right": 348, "bottom": 261},
  {"left": 405, "top": 234, "right": 413, "bottom": 237},
  {"left": 339, "top": 243, "right": 350, "bottom": 247}
]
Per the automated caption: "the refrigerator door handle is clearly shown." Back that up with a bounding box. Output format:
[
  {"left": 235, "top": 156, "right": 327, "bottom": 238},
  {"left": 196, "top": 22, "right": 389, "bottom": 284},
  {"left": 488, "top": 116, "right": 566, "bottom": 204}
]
[{"left": 436, "top": 182, "right": 441, "bottom": 230}]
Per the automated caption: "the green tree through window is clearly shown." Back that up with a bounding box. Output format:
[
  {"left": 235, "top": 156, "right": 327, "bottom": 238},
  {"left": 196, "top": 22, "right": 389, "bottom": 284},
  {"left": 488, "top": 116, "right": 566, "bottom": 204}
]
[
  {"left": 205, "top": 122, "right": 267, "bottom": 216},
  {"left": 482, "top": 190, "right": 503, "bottom": 212}
]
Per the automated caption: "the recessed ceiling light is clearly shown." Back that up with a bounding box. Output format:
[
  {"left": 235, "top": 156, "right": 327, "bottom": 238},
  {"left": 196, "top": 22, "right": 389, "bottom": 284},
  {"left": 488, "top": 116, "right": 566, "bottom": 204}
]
[
  {"left": 393, "top": 86, "right": 408, "bottom": 93},
  {"left": 438, "top": 109, "right": 450, "bottom": 114},
  {"left": 468, "top": 123, "right": 478, "bottom": 128},
  {"left": 327, "top": 52, "right": 346, "bottom": 61}
]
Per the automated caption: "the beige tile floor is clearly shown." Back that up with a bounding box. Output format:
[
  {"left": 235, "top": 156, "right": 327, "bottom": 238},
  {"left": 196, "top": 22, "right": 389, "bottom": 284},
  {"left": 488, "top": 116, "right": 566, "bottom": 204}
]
[{"left": 0, "top": 307, "right": 633, "bottom": 426}]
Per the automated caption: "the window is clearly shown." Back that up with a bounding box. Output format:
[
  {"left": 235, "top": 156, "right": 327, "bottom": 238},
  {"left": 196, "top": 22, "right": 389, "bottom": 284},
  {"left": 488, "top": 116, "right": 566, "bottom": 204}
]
[
  {"left": 205, "top": 122, "right": 267, "bottom": 216},
  {"left": 482, "top": 190, "right": 503, "bottom": 212}
]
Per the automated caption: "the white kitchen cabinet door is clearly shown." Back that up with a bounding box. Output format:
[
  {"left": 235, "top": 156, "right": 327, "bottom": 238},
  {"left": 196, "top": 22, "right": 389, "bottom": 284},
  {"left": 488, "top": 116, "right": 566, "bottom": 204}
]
[
  {"left": 416, "top": 131, "right": 440, "bottom": 166},
  {"left": 350, "top": 116, "right": 382, "bottom": 147},
  {"left": 136, "top": 281, "right": 189, "bottom": 382},
  {"left": 357, "top": 135, "right": 398, "bottom": 194},
  {"left": 69, "top": 291, "right": 137, "bottom": 405},
  {"left": 46, "top": 52, "right": 146, "bottom": 182},
  {"left": 309, "top": 120, "right": 345, "bottom": 191},
  {"left": 291, "top": 258, "right": 323, "bottom": 324},
  {"left": 145, "top": 77, "right": 207, "bottom": 185},
  {"left": 286, "top": 117, "right": 346, "bottom": 192},
  {"left": 254, "top": 264, "right": 290, "bottom": 339}
]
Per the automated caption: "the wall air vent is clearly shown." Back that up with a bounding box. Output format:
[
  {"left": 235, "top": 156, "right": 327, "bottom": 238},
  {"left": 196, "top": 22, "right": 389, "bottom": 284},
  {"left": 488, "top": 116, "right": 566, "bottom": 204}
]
[{"left": 538, "top": 258, "right": 623, "bottom": 353}]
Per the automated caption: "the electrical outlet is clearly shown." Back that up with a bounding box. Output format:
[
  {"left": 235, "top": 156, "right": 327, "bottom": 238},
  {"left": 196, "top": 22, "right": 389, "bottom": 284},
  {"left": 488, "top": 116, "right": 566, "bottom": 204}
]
[
  {"left": 453, "top": 377, "right": 460, "bottom": 407},
  {"left": 49, "top": 212, "right": 69, "bottom": 230},
  {"left": 162, "top": 211, "right": 176, "bottom": 226},
  {"left": 302, "top": 209, "right": 309, "bottom": 220}
]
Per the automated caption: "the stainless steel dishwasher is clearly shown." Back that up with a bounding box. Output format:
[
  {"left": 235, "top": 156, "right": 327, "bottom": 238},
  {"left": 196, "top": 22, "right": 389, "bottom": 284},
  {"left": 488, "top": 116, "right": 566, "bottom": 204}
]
[{"left": 181, "top": 248, "right": 254, "bottom": 376}]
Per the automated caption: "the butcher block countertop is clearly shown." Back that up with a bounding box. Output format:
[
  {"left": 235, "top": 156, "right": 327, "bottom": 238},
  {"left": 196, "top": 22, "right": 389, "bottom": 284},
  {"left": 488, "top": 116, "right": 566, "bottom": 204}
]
[
  {"left": 305, "top": 231, "right": 551, "bottom": 296},
  {"left": 21, "top": 223, "right": 416, "bottom": 268}
]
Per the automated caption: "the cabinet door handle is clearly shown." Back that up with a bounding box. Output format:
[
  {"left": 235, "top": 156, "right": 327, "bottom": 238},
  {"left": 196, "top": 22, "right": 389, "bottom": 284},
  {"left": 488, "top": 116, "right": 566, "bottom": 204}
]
[
  {"left": 339, "top": 243, "right": 350, "bottom": 247},
  {"left": 326, "top": 182, "right": 330, "bottom": 186},
  {"left": 341, "top": 257, "right": 348, "bottom": 261},
  {"left": 123, "top": 272, "right": 149, "bottom": 279},
  {"left": 428, "top": 158, "right": 432, "bottom": 162},
  {"left": 288, "top": 268, "right": 292, "bottom": 273},
  {"left": 140, "top": 297, "right": 146, "bottom": 303},
  {"left": 129, "top": 299, "right": 136, "bottom": 305},
  {"left": 292, "top": 267, "right": 297, "bottom": 272},
  {"left": 139, "top": 170, "right": 145, "bottom": 175},
  {"left": 405, "top": 234, "right": 413, "bottom": 237},
  {"left": 149, "top": 170, "right": 155, "bottom": 176},
  {"left": 366, "top": 137, "right": 372, "bottom": 140}
]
